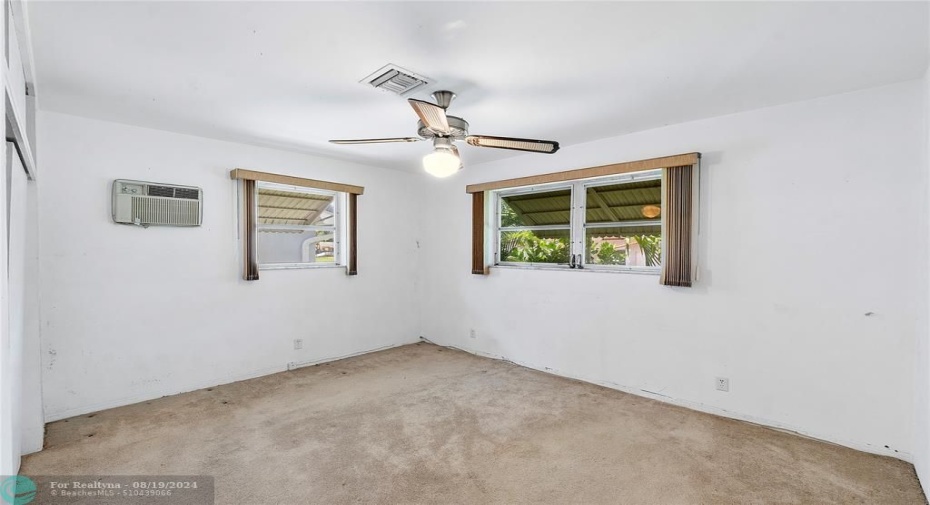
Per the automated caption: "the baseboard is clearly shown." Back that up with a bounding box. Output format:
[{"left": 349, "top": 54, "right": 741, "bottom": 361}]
[
  {"left": 44, "top": 363, "right": 288, "bottom": 422},
  {"left": 43, "top": 340, "right": 416, "bottom": 423},
  {"left": 423, "top": 337, "right": 913, "bottom": 463},
  {"left": 286, "top": 343, "right": 398, "bottom": 371}
]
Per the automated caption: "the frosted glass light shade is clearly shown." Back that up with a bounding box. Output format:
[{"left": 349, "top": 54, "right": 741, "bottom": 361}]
[{"left": 423, "top": 150, "right": 460, "bottom": 178}]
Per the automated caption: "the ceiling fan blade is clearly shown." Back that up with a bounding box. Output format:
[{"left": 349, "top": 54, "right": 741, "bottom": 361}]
[
  {"left": 466, "top": 135, "right": 560, "bottom": 154},
  {"left": 408, "top": 99, "right": 450, "bottom": 134},
  {"left": 329, "top": 137, "right": 422, "bottom": 145}
]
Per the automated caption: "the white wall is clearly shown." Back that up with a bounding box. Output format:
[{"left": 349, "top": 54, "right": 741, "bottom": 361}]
[
  {"left": 916, "top": 66, "right": 930, "bottom": 498},
  {"left": 420, "top": 80, "right": 926, "bottom": 460},
  {"left": 36, "top": 111, "right": 423, "bottom": 421}
]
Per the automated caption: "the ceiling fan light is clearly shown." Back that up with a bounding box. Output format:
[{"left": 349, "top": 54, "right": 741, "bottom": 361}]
[
  {"left": 423, "top": 150, "right": 461, "bottom": 178},
  {"left": 642, "top": 205, "right": 661, "bottom": 218}
]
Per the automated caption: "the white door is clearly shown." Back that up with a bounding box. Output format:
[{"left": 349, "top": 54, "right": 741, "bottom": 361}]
[
  {"left": 0, "top": 141, "right": 11, "bottom": 475},
  {"left": 7, "top": 144, "right": 27, "bottom": 471}
]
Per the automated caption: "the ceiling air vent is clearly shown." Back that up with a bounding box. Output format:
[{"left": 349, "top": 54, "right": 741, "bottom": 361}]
[{"left": 361, "top": 64, "right": 429, "bottom": 96}]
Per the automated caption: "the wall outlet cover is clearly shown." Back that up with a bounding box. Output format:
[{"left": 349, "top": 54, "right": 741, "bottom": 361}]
[{"left": 716, "top": 377, "right": 730, "bottom": 392}]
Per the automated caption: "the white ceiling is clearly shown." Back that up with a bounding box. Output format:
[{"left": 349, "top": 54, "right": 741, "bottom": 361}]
[{"left": 28, "top": 1, "right": 929, "bottom": 172}]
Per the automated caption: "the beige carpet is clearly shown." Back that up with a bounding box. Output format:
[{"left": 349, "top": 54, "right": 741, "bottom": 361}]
[{"left": 21, "top": 343, "right": 925, "bottom": 504}]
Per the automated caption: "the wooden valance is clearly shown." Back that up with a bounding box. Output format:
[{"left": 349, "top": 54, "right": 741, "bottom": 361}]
[
  {"left": 230, "top": 168, "right": 364, "bottom": 195},
  {"left": 465, "top": 153, "right": 699, "bottom": 194}
]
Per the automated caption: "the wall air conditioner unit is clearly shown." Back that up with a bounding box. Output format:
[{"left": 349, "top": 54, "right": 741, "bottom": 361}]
[{"left": 111, "top": 179, "right": 203, "bottom": 227}]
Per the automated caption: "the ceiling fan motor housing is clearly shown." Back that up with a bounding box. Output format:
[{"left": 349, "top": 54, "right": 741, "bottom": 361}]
[
  {"left": 431, "top": 90, "right": 456, "bottom": 109},
  {"left": 417, "top": 116, "right": 469, "bottom": 140}
]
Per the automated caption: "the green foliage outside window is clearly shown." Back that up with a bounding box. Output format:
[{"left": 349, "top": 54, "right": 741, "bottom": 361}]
[
  {"left": 499, "top": 199, "right": 660, "bottom": 266},
  {"left": 631, "top": 234, "right": 661, "bottom": 267},
  {"left": 501, "top": 231, "right": 570, "bottom": 264},
  {"left": 587, "top": 239, "right": 627, "bottom": 265}
]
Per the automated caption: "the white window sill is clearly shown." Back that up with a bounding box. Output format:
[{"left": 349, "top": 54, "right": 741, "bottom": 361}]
[
  {"left": 492, "top": 264, "right": 660, "bottom": 275},
  {"left": 259, "top": 263, "right": 344, "bottom": 271}
]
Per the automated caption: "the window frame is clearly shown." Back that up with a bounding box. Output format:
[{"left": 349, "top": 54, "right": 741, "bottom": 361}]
[
  {"left": 254, "top": 181, "right": 346, "bottom": 271},
  {"left": 491, "top": 169, "right": 663, "bottom": 274},
  {"left": 495, "top": 182, "right": 574, "bottom": 268}
]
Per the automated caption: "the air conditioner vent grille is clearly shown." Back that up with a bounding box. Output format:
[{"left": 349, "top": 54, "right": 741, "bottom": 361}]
[
  {"left": 112, "top": 179, "right": 203, "bottom": 227},
  {"left": 147, "top": 185, "right": 175, "bottom": 198},
  {"left": 174, "top": 188, "right": 200, "bottom": 200},
  {"left": 131, "top": 197, "right": 201, "bottom": 226},
  {"left": 361, "top": 64, "right": 429, "bottom": 96}
]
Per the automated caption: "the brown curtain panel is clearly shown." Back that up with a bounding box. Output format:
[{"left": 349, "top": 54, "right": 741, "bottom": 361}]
[
  {"left": 660, "top": 165, "right": 694, "bottom": 287},
  {"left": 471, "top": 192, "right": 486, "bottom": 275},
  {"left": 347, "top": 193, "right": 358, "bottom": 276},
  {"left": 242, "top": 179, "right": 260, "bottom": 281}
]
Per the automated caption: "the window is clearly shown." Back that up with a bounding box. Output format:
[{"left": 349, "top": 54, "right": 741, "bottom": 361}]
[
  {"left": 256, "top": 182, "right": 345, "bottom": 269},
  {"left": 498, "top": 187, "right": 572, "bottom": 266},
  {"left": 493, "top": 170, "right": 663, "bottom": 272},
  {"left": 584, "top": 175, "right": 662, "bottom": 269},
  {"left": 230, "top": 168, "right": 363, "bottom": 281},
  {"left": 469, "top": 152, "right": 698, "bottom": 285}
]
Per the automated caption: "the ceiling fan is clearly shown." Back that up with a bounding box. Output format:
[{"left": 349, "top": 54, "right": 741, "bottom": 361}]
[{"left": 329, "top": 90, "right": 560, "bottom": 177}]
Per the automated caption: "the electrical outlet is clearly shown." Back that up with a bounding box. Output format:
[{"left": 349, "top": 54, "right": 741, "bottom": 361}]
[
  {"left": 469, "top": 329, "right": 477, "bottom": 339},
  {"left": 715, "top": 377, "right": 729, "bottom": 392},
  {"left": 294, "top": 339, "right": 303, "bottom": 350}
]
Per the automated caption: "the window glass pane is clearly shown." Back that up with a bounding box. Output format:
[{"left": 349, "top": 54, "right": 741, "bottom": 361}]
[
  {"left": 256, "top": 185, "right": 339, "bottom": 266},
  {"left": 586, "top": 179, "right": 661, "bottom": 224},
  {"left": 259, "top": 228, "right": 336, "bottom": 265},
  {"left": 586, "top": 225, "right": 661, "bottom": 267},
  {"left": 501, "top": 188, "right": 571, "bottom": 228},
  {"left": 500, "top": 229, "right": 571, "bottom": 264},
  {"left": 258, "top": 187, "right": 335, "bottom": 227}
]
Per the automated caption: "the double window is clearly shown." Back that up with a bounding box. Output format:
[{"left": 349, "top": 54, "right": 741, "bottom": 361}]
[{"left": 494, "top": 170, "right": 663, "bottom": 272}]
